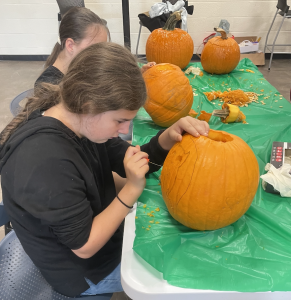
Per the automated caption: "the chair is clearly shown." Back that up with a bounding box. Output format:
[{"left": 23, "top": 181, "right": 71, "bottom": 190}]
[
  {"left": 56, "top": 1, "right": 107, "bottom": 32},
  {"left": 56, "top": 0, "right": 85, "bottom": 26},
  {"left": 0, "top": 204, "right": 112, "bottom": 300},
  {"left": 0, "top": 202, "right": 11, "bottom": 235},
  {"left": 10, "top": 88, "right": 34, "bottom": 117},
  {"left": 136, "top": 0, "right": 194, "bottom": 56},
  {"left": 264, "top": 0, "right": 291, "bottom": 70}
]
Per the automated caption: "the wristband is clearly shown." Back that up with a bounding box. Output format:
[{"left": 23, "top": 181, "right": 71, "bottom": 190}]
[{"left": 116, "top": 194, "right": 133, "bottom": 209}]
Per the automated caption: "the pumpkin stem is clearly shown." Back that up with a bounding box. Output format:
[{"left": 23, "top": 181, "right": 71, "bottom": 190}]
[
  {"left": 214, "top": 27, "right": 228, "bottom": 40},
  {"left": 163, "top": 11, "right": 181, "bottom": 31}
]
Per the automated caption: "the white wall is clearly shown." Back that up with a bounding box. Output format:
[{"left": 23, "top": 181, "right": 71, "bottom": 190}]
[{"left": 0, "top": 0, "right": 290, "bottom": 55}]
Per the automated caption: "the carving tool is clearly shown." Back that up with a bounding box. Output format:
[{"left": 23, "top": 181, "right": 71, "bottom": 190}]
[{"left": 146, "top": 158, "right": 162, "bottom": 167}]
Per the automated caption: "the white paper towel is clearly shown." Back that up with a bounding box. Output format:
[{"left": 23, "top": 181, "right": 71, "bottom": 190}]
[{"left": 261, "top": 163, "right": 291, "bottom": 197}]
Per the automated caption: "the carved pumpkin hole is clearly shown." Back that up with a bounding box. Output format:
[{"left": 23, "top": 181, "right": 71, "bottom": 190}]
[
  {"left": 176, "top": 155, "right": 183, "bottom": 162},
  {"left": 208, "top": 130, "right": 233, "bottom": 143},
  {"left": 156, "top": 64, "right": 177, "bottom": 72}
]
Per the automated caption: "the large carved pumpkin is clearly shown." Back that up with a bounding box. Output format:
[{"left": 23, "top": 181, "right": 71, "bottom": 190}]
[
  {"left": 201, "top": 28, "right": 240, "bottom": 74},
  {"left": 146, "top": 12, "right": 194, "bottom": 69},
  {"left": 143, "top": 63, "right": 193, "bottom": 127},
  {"left": 161, "top": 130, "right": 259, "bottom": 230}
]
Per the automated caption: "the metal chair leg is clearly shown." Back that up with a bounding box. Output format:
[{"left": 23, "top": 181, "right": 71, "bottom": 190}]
[
  {"left": 136, "top": 23, "right": 142, "bottom": 57},
  {"left": 264, "top": 9, "right": 278, "bottom": 54},
  {"left": 4, "top": 223, "right": 13, "bottom": 235},
  {"left": 268, "top": 13, "right": 286, "bottom": 70}
]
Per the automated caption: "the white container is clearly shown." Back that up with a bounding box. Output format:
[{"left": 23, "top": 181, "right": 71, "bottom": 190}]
[{"left": 239, "top": 40, "right": 259, "bottom": 53}]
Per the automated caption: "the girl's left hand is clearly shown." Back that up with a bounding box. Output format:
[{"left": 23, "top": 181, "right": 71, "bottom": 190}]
[
  {"left": 158, "top": 116, "right": 210, "bottom": 151},
  {"left": 141, "top": 62, "right": 156, "bottom": 74}
]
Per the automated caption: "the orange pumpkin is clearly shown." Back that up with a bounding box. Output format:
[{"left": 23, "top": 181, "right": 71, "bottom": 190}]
[
  {"left": 143, "top": 63, "right": 193, "bottom": 127},
  {"left": 161, "top": 130, "right": 259, "bottom": 230},
  {"left": 197, "top": 110, "right": 212, "bottom": 123},
  {"left": 188, "top": 109, "right": 198, "bottom": 118},
  {"left": 146, "top": 12, "right": 194, "bottom": 69},
  {"left": 201, "top": 28, "right": 240, "bottom": 74}
]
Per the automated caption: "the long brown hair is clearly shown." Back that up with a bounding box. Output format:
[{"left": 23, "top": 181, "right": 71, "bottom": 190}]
[
  {"left": 45, "top": 7, "right": 108, "bottom": 68},
  {"left": 0, "top": 43, "right": 147, "bottom": 145}
]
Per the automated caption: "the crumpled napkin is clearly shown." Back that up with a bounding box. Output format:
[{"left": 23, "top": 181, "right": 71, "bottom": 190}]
[
  {"left": 149, "top": 1, "right": 188, "bottom": 31},
  {"left": 260, "top": 163, "right": 291, "bottom": 197}
]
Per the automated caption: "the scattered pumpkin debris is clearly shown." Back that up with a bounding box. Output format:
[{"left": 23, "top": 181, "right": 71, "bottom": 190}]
[
  {"left": 135, "top": 216, "right": 138, "bottom": 219},
  {"left": 188, "top": 109, "right": 198, "bottom": 118},
  {"left": 143, "top": 204, "right": 147, "bottom": 208},
  {"left": 155, "top": 207, "right": 160, "bottom": 212},
  {"left": 146, "top": 228, "right": 150, "bottom": 231},
  {"left": 149, "top": 220, "right": 154, "bottom": 223},
  {"left": 197, "top": 110, "right": 212, "bottom": 123},
  {"left": 155, "top": 221, "right": 160, "bottom": 224},
  {"left": 184, "top": 66, "right": 203, "bottom": 76},
  {"left": 204, "top": 89, "right": 259, "bottom": 107}
]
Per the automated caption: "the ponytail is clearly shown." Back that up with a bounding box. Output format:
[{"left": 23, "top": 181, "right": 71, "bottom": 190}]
[
  {"left": 44, "top": 7, "right": 108, "bottom": 69},
  {"left": 0, "top": 84, "right": 61, "bottom": 145},
  {"left": 44, "top": 43, "right": 62, "bottom": 68}
]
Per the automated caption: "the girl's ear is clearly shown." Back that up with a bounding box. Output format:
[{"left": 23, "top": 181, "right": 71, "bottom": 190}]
[{"left": 64, "top": 38, "right": 75, "bottom": 55}]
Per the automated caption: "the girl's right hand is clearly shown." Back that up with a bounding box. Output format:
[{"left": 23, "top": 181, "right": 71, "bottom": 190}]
[{"left": 123, "top": 145, "right": 149, "bottom": 192}]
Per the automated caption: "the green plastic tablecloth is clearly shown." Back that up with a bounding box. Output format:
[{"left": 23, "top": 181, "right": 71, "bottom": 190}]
[{"left": 132, "top": 58, "right": 291, "bottom": 292}]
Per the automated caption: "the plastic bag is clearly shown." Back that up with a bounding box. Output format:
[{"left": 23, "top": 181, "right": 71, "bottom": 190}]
[
  {"left": 261, "top": 163, "right": 291, "bottom": 197},
  {"left": 133, "top": 58, "right": 291, "bottom": 292}
]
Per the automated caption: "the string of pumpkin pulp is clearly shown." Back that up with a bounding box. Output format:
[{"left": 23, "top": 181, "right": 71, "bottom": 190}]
[{"left": 162, "top": 11, "right": 182, "bottom": 31}]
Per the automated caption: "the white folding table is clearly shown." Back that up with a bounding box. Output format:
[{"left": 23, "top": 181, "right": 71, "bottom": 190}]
[{"left": 121, "top": 204, "right": 291, "bottom": 300}]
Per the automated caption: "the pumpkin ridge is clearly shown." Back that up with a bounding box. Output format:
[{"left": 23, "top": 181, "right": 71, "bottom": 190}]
[
  {"left": 175, "top": 139, "right": 198, "bottom": 208},
  {"left": 147, "top": 74, "right": 180, "bottom": 104},
  {"left": 161, "top": 144, "right": 181, "bottom": 198},
  {"left": 221, "top": 138, "right": 245, "bottom": 228},
  {"left": 204, "top": 137, "right": 219, "bottom": 229},
  {"left": 145, "top": 79, "right": 193, "bottom": 125},
  {"left": 167, "top": 149, "right": 191, "bottom": 197},
  {"left": 220, "top": 143, "right": 234, "bottom": 228},
  {"left": 239, "top": 141, "right": 257, "bottom": 215},
  {"left": 149, "top": 97, "right": 192, "bottom": 123}
]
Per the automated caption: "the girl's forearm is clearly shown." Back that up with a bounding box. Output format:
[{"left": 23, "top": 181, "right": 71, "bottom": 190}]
[{"left": 72, "top": 182, "right": 141, "bottom": 259}]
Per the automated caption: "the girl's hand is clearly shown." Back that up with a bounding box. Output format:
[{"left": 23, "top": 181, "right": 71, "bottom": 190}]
[
  {"left": 158, "top": 116, "right": 210, "bottom": 151},
  {"left": 123, "top": 145, "right": 149, "bottom": 191},
  {"left": 141, "top": 62, "right": 156, "bottom": 74}
]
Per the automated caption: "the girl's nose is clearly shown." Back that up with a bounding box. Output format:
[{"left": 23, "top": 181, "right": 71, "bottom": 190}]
[{"left": 118, "top": 121, "right": 131, "bottom": 134}]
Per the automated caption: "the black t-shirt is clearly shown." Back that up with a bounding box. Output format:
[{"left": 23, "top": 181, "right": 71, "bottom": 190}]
[
  {"left": 0, "top": 110, "right": 168, "bottom": 297},
  {"left": 35, "top": 65, "right": 64, "bottom": 88}
]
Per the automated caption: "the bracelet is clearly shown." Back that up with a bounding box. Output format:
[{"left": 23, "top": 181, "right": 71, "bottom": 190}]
[{"left": 116, "top": 194, "right": 133, "bottom": 209}]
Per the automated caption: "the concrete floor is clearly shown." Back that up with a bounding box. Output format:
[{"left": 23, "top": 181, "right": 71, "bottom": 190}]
[{"left": 0, "top": 58, "right": 290, "bottom": 300}]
